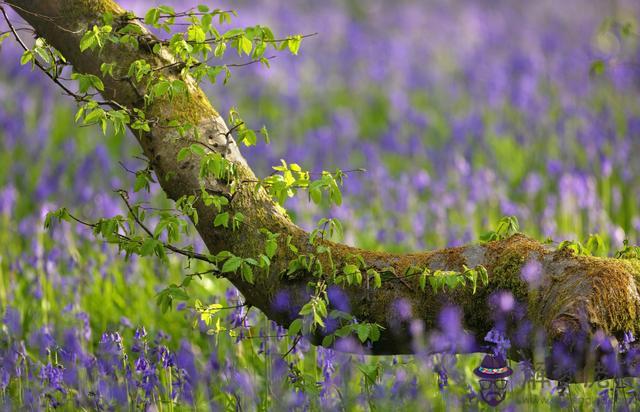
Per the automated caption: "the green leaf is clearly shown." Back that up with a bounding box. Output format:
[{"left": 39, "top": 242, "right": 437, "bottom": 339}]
[
  {"left": 299, "top": 302, "right": 312, "bottom": 316},
  {"left": 356, "top": 325, "right": 369, "bottom": 343},
  {"left": 265, "top": 238, "right": 277, "bottom": 259},
  {"left": 287, "top": 35, "right": 302, "bottom": 55},
  {"left": 288, "top": 319, "right": 303, "bottom": 336},
  {"left": 253, "top": 41, "right": 266, "bottom": 59},
  {"left": 153, "top": 80, "right": 171, "bottom": 98},
  {"left": 79, "top": 31, "right": 96, "bottom": 52},
  {"left": 83, "top": 108, "right": 105, "bottom": 125},
  {"left": 0, "top": 33, "right": 10, "bottom": 46},
  {"left": 72, "top": 73, "right": 104, "bottom": 93},
  {"left": 240, "top": 129, "right": 257, "bottom": 146},
  {"left": 238, "top": 35, "right": 252, "bottom": 55},
  {"left": 258, "top": 254, "right": 270, "bottom": 268},
  {"left": 144, "top": 8, "right": 161, "bottom": 27},
  {"left": 419, "top": 268, "right": 429, "bottom": 291},
  {"left": 177, "top": 147, "right": 191, "bottom": 162},
  {"left": 190, "top": 144, "right": 206, "bottom": 156},
  {"left": 214, "top": 212, "right": 229, "bottom": 228},
  {"left": 133, "top": 172, "right": 150, "bottom": 192},
  {"left": 259, "top": 125, "right": 270, "bottom": 144},
  {"left": 91, "top": 76, "right": 104, "bottom": 91},
  {"left": 100, "top": 62, "right": 116, "bottom": 77},
  {"left": 20, "top": 50, "right": 34, "bottom": 66},
  {"left": 367, "top": 269, "right": 381, "bottom": 288},
  {"left": 322, "top": 335, "right": 334, "bottom": 347},
  {"left": 188, "top": 25, "right": 206, "bottom": 43},
  {"left": 369, "top": 324, "right": 381, "bottom": 342},
  {"left": 343, "top": 264, "right": 359, "bottom": 275},
  {"left": 221, "top": 255, "right": 242, "bottom": 273},
  {"left": 313, "top": 311, "right": 325, "bottom": 328},
  {"left": 241, "top": 263, "right": 254, "bottom": 284},
  {"left": 590, "top": 60, "right": 606, "bottom": 76},
  {"left": 214, "top": 42, "right": 227, "bottom": 57},
  {"left": 141, "top": 238, "right": 159, "bottom": 256},
  {"left": 478, "top": 266, "right": 489, "bottom": 286}
]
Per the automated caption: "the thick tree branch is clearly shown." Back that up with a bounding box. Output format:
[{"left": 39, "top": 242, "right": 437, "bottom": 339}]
[{"left": 6, "top": 0, "right": 640, "bottom": 382}]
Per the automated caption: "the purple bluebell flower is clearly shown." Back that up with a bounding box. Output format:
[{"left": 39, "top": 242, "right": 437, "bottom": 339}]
[
  {"left": 3, "top": 307, "right": 21, "bottom": 336},
  {"left": 521, "top": 259, "right": 543, "bottom": 287},
  {"left": 272, "top": 290, "right": 291, "bottom": 313},
  {"left": 0, "top": 185, "right": 17, "bottom": 216},
  {"left": 327, "top": 285, "right": 350, "bottom": 313},
  {"left": 30, "top": 325, "right": 55, "bottom": 356},
  {"left": 39, "top": 363, "right": 66, "bottom": 394},
  {"left": 597, "top": 388, "right": 612, "bottom": 412},
  {"left": 76, "top": 312, "right": 91, "bottom": 342},
  {"left": 156, "top": 345, "right": 175, "bottom": 369},
  {"left": 392, "top": 298, "right": 412, "bottom": 321}
]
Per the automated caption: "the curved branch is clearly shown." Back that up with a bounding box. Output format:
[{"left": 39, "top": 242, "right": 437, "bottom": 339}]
[{"left": 6, "top": 0, "right": 640, "bottom": 382}]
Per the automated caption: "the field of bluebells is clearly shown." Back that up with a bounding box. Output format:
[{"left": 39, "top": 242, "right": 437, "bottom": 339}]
[{"left": 1, "top": 0, "right": 640, "bottom": 410}]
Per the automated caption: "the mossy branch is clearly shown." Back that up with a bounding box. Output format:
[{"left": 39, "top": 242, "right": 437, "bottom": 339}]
[{"left": 7, "top": 0, "right": 640, "bottom": 382}]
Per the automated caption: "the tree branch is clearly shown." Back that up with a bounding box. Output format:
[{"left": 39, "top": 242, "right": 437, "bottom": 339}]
[{"left": 6, "top": 0, "right": 640, "bottom": 382}]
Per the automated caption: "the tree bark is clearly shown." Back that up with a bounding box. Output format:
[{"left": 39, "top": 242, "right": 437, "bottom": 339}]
[{"left": 7, "top": 0, "right": 640, "bottom": 382}]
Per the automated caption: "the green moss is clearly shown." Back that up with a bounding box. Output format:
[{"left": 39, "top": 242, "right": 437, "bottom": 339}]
[
  {"left": 61, "top": 0, "right": 123, "bottom": 23},
  {"left": 490, "top": 253, "right": 530, "bottom": 299},
  {"left": 585, "top": 257, "right": 640, "bottom": 334}
]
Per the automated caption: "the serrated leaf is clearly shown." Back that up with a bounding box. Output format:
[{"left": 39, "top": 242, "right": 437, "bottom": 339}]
[
  {"left": 369, "top": 325, "right": 381, "bottom": 342},
  {"left": 241, "top": 263, "right": 254, "bottom": 284},
  {"left": 221, "top": 256, "right": 242, "bottom": 273},
  {"left": 265, "top": 238, "right": 277, "bottom": 259},
  {"left": 356, "top": 325, "right": 369, "bottom": 342}
]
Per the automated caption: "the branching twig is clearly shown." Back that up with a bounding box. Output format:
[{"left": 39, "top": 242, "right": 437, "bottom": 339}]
[{"left": 281, "top": 335, "right": 302, "bottom": 358}]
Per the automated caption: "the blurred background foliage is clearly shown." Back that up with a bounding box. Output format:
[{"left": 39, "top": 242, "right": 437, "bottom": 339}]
[{"left": 0, "top": 0, "right": 639, "bottom": 409}]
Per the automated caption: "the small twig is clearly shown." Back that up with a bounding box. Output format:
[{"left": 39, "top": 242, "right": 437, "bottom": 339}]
[
  {"left": 116, "top": 189, "right": 217, "bottom": 263},
  {"left": 151, "top": 56, "right": 275, "bottom": 74},
  {"left": 170, "top": 32, "right": 318, "bottom": 47},
  {"left": 130, "top": 8, "right": 236, "bottom": 22},
  {"left": 0, "top": 1, "right": 81, "bottom": 33},
  {"left": 0, "top": 27, "right": 33, "bottom": 36},
  {"left": 66, "top": 208, "right": 215, "bottom": 265},
  {"left": 184, "top": 139, "right": 218, "bottom": 153},
  {"left": 281, "top": 335, "right": 302, "bottom": 358},
  {"left": 188, "top": 302, "right": 247, "bottom": 311},
  {"left": 1, "top": 7, "right": 133, "bottom": 115},
  {"left": 117, "top": 189, "right": 157, "bottom": 238},
  {"left": 185, "top": 268, "right": 219, "bottom": 278},
  {"left": 1, "top": 6, "right": 78, "bottom": 98},
  {"left": 118, "top": 161, "right": 138, "bottom": 175}
]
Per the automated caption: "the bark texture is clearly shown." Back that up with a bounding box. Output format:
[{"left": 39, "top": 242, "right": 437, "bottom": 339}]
[{"left": 7, "top": 0, "right": 640, "bottom": 382}]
